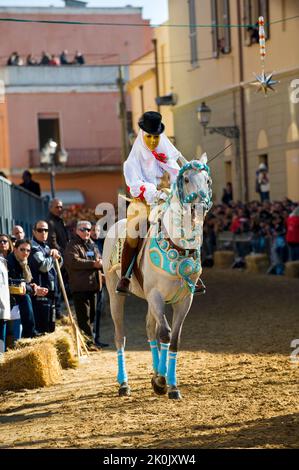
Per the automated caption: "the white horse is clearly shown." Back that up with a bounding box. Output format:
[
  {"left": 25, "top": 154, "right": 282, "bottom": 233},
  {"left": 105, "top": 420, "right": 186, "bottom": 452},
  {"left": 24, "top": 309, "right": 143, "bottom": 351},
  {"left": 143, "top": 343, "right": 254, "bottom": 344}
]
[{"left": 102, "top": 153, "right": 212, "bottom": 399}]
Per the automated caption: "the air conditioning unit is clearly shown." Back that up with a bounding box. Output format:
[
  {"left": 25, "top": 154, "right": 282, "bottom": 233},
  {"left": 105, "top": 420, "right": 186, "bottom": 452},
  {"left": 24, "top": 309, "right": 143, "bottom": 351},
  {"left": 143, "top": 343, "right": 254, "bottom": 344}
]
[{"left": 155, "top": 93, "right": 178, "bottom": 106}]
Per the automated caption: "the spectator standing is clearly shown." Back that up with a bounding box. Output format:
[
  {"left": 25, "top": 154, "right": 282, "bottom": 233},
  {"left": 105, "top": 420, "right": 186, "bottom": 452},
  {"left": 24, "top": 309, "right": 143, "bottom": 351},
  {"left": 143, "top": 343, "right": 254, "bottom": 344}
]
[
  {"left": 26, "top": 54, "right": 38, "bottom": 66},
  {"left": 90, "top": 222, "right": 109, "bottom": 348},
  {"left": 11, "top": 225, "right": 25, "bottom": 244},
  {"left": 29, "top": 221, "right": 61, "bottom": 333},
  {"left": 221, "top": 182, "right": 233, "bottom": 205},
  {"left": 40, "top": 51, "right": 51, "bottom": 65},
  {"left": 60, "top": 50, "right": 70, "bottom": 65},
  {"left": 19, "top": 170, "right": 41, "bottom": 196},
  {"left": 47, "top": 199, "right": 69, "bottom": 253},
  {"left": 7, "top": 52, "right": 18, "bottom": 66},
  {"left": 64, "top": 220, "right": 102, "bottom": 349},
  {"left": 0, "top": 255, "right": 11, "bottom": 355},
  {"left": 286, "top": 206, "right": 299, "bottom": 261},
  {"left": 49, "top": 54, "right": 60, "bottom": 66},
  {"left": 73, "top": 50, "right": 85, "bottom": 65},
  {"left": 256, "top": 163, "right": 270, "bottom": 202}
]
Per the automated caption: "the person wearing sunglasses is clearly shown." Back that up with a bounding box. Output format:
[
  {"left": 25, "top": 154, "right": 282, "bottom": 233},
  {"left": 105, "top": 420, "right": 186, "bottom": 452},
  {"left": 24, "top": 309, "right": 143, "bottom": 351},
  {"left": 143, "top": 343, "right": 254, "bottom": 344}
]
[
  {"left": 7, "top": 239, "right": 48, "bottom": 339},
  {"left": 0, "top": 234, "right": 13, "bottom": 259},
  {"left": 28, "top": 221, "right": 61, "bottom": 334},
  {"left": 64, "top": 220, "right": 103, "bottom": 350}
]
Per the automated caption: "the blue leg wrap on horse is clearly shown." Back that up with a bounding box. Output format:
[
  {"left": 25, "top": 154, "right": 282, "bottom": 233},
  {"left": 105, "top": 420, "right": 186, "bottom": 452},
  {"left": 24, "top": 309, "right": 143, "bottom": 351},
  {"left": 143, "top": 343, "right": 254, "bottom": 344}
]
[
  {"left": 149, "top": 340, "right": 160, "bottom": 373},
  {"left": 158, "top": 342, "right": 170, "bottom": 377},
  {"left": 117, "top": 348, "right": 128, "bottom": 385},
  {"left": 167, "top": 351, "right": 178, "bottom": 387}
]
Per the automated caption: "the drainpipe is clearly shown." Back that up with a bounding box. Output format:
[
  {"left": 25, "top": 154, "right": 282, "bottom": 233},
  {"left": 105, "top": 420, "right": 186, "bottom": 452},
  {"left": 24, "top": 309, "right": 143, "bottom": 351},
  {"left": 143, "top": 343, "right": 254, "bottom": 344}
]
[{"left": 237, "top": 0, "right": 249, "bottom": 202}]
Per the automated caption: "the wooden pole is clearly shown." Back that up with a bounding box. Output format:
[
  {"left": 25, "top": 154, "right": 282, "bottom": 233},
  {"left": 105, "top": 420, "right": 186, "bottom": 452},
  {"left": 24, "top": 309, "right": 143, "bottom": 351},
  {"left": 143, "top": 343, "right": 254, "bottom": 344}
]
[{"left": 54, "top": 259, "right": 89, "bottom": 356}]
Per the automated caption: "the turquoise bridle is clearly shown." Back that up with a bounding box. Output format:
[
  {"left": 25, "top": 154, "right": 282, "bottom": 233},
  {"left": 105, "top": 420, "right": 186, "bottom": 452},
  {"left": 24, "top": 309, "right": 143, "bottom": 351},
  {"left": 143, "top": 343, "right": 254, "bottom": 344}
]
[{"left": 177, "top": 161, "right": 212, "bottom": 211}]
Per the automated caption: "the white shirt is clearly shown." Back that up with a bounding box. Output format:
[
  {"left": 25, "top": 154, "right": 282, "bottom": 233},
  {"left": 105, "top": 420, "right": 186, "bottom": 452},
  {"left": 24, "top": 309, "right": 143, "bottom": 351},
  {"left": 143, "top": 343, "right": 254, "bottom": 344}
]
[
  {"left": 0, "top": 256, "right": 11, "bottom": 320},
  {"left": 124, "top": 130, "right": 181, "bottom": 204}
]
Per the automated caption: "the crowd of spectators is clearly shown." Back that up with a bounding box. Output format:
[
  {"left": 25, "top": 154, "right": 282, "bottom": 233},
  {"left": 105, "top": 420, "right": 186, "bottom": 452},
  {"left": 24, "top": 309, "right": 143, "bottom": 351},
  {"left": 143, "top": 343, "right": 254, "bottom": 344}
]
[
  {"left": 7, "top": 50, "right": 85, "bottom": 67},
  {"left": 202, "top": 197, "right": 299, "bottom": 274},
  {"left": 0, "top": 199, "right": 108, "bottom": 357}
]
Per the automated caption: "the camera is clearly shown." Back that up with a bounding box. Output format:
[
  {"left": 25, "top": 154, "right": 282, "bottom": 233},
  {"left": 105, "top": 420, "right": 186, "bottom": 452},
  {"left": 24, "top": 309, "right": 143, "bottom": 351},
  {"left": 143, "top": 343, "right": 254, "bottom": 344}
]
[{"left": 9, "top": 278, "right": 26, "bottom": 295}]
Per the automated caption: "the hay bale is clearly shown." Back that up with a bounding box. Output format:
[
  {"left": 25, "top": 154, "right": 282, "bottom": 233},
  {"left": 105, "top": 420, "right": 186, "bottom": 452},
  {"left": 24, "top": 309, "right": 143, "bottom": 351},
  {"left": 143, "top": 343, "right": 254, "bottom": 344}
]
[
  {"left": 16, "top": 328, "right": 78, "bottom": 369},
  {"left": 284, "top": 261, "right": 299, "bottom": 278},
  {"left": 53, "top": 330, "right": 78, "bottom": 369},
  {"left": 0, "top": 343, "right": 61, "bottom": 391},
  {"left": 245, "top": 254, "right": 269, "bottom": 273},
  {"left": 214, "top": 250, "right": 235, "bottom": 268}
]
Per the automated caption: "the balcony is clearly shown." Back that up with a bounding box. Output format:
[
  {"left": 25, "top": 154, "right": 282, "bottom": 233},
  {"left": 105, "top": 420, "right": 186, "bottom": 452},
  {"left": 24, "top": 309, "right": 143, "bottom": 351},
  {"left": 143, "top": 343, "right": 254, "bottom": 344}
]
[
  {"left": 29, "top": 147, "right": 121, "bottom": 169},
  {"left": 0, "top": 65, "right": 129, "bottom": 89}
]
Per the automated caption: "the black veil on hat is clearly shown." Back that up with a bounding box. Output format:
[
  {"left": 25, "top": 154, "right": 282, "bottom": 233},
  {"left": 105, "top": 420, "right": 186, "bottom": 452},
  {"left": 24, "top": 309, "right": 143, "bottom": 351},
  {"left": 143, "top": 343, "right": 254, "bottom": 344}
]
[{"left": 138, "top": 111, "right": 165, "bottom": 135}]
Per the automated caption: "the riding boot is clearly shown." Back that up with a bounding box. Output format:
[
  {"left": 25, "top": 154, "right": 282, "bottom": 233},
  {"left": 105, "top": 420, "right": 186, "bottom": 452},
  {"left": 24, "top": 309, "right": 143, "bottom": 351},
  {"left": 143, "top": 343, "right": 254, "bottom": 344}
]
[
  {"left": 116, "top": 241, "right": 138, "bottom": 295},
  {"left": 193, "top": 277, "right": 206, "bottom": 296}
]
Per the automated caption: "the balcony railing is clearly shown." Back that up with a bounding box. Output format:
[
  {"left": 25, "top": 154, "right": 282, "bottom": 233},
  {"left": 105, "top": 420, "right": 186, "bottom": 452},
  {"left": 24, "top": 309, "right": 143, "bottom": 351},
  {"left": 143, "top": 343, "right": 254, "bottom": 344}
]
[
  {"left": 0, "top": 65, "right": 129, "bottom": 87},
  {"left": 29, "top": 147, "right": 121, "bottom": 168}
]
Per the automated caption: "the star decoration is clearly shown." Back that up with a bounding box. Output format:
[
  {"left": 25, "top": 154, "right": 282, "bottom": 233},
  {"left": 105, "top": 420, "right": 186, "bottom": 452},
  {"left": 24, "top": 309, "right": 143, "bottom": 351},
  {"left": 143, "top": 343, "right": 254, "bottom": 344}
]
[{"left": 251, "top": 71, "right": 279, "bottom": 95}]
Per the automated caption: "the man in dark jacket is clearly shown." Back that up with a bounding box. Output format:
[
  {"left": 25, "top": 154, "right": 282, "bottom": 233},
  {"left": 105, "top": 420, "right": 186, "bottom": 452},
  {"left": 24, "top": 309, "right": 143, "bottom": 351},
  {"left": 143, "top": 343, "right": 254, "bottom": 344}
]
[
  {"left": 64, "top": 220, "right": 102, "bottom": 347},
  {"left": 47, "top": 199, "right": 69, "bottom": 253},
  {"left": 29, "top": 220, "right": 61, "bottom": 333}
]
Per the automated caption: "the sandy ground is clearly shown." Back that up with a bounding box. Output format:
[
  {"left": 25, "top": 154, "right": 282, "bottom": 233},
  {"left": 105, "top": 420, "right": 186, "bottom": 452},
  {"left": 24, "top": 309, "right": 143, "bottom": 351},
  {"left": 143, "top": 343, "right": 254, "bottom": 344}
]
[{"left": 0, "top": 268, "right": 298, "bottom": 449}]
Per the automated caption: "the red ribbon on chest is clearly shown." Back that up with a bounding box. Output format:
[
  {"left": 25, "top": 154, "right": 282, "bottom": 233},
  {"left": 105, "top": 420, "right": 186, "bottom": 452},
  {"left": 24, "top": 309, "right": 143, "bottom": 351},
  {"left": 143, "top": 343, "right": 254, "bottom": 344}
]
[{"left": 152, "top": 150, "right": 168, "bottom": 164}]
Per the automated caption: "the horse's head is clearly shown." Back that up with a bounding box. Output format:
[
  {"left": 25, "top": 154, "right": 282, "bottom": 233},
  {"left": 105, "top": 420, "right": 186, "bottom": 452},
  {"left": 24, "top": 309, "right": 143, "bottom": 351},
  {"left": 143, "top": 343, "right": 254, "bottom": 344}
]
[{"left": 177, "top": 153, "right": 213, "bottom": 219}]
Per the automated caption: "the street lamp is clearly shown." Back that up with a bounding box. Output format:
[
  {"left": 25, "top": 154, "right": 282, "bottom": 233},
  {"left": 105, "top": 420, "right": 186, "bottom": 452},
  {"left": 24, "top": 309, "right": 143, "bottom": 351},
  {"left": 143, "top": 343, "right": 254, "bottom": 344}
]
[
  {"left": 40, "top": 139, "right": 68, "bottom": 198},
  {"left": 197, "top": 102, "right": 242, "bottom": 199},
  {"left": 197, "top": 101, "right": 240, "bottom": 139}
]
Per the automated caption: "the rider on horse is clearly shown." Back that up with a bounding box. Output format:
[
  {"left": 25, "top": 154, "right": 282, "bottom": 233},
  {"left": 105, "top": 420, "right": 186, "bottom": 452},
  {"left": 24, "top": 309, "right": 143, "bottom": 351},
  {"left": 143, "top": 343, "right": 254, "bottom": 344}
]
[{"left": 116, "top": 111, "right": 206, "bottom": 296}]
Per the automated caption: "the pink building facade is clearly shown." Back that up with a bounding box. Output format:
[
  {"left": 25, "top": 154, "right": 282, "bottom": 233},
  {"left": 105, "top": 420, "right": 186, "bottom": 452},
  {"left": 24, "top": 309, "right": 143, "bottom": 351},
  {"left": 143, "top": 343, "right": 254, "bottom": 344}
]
[{"left": 0, "top": 3, "right": 152, "bottom": 207}]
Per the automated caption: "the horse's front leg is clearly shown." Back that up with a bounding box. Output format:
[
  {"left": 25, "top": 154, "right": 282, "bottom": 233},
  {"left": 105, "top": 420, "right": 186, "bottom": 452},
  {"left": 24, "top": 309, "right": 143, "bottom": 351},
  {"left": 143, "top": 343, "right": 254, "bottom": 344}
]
[
  {"left": 147, "top": 289, "right": 171, "bottom": 396},
  {"left": 108, "top": 278, "right": 130, "bottom": 397},
  {"left": 146, "top": 307, "right": 167, "bottom": 395},
  {"left": 167, "top": 297, "right": 192, "bottom": 400}
]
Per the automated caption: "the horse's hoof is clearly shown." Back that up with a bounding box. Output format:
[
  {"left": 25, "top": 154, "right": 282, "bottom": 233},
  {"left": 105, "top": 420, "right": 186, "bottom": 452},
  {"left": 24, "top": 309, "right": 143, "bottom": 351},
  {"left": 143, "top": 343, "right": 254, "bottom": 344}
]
[
  {"left": 151, "top": 375, "right": 167, "bottom": 395},
  {"left": 168, "top": 389, "right": 182, "bottom": 400},
  {"left": 118, "top": 383, "right": 131, "bottom": 397}
]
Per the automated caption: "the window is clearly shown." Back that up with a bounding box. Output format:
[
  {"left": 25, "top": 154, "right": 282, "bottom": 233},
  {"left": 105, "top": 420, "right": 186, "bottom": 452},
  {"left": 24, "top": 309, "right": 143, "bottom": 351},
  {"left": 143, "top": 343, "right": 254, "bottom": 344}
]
[
  {"left": 244, "top": 0, "right": 270, "bottom": 46},
  {"left": 258, "top": 154, "right": 268, "bottom": 167},
  {"left": 38, "top": 114, "right": 60, "bottom": 151},
  {"left": 188, "top": 0, "right": 198, "bottom": 67},
  {"left": 211, "top": 0, "right": 231, "bottom": 58}
]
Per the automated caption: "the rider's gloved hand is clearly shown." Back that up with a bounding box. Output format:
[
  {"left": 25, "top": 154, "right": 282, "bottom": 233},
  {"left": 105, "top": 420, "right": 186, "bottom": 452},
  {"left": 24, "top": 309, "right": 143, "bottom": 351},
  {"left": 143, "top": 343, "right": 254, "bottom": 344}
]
[{"left": 155, "top": 190, "right": 168, "bottom": 202}]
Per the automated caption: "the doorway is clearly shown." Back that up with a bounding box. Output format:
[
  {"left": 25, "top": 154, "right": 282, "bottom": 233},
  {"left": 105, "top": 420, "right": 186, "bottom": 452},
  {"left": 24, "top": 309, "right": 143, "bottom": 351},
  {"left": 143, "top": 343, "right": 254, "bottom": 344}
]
[{"left": 38, "top": 116, "right": 61, "bottom": 150}]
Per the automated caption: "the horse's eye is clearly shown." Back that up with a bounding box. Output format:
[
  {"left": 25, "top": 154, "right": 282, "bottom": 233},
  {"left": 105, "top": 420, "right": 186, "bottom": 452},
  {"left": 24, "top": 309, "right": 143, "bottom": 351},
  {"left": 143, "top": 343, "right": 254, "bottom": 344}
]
[{"left": 184, "top": 176, "right": 189, "bottom": 183}]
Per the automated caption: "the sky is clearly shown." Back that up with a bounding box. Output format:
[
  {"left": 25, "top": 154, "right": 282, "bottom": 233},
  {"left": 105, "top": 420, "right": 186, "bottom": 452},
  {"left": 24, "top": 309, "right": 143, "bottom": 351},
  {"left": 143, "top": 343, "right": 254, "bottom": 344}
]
[{"left": 0, "top": 0, "right": 169, "bottom": 25}]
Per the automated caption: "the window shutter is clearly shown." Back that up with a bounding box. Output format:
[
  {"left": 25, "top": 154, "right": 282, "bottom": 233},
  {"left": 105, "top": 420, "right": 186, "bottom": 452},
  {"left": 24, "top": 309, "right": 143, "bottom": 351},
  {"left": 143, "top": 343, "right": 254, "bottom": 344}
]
[{"left": 188, "top": 0, "right": 198, "bottom": 66}]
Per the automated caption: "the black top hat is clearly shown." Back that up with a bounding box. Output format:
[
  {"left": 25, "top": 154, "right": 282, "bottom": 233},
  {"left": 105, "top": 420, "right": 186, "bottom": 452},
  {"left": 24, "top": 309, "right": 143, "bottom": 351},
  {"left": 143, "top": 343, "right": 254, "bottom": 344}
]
[{"left": 138, "top": 111, "right": 165, "bottom": 135}]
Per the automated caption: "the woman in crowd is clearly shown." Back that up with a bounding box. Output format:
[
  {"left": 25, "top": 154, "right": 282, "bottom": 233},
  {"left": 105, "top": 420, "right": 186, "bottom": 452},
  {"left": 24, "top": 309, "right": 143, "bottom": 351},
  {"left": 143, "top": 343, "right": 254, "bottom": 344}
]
[
  {"left": 0, "top": 234, "right": 13, "bottom": 258},
  {"left": 7, "top": 239, "right": 48, "bottom": 339}
]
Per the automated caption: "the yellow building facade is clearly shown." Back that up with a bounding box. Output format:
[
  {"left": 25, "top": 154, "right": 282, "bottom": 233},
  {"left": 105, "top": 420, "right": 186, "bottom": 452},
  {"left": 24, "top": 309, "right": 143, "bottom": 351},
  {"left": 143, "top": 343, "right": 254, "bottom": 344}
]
[
  {"left": 167, "top": 0, "right": 299, "bottom": 202},
  {"left": 128, "top": 22, "right": 175, "bottom": 140}
]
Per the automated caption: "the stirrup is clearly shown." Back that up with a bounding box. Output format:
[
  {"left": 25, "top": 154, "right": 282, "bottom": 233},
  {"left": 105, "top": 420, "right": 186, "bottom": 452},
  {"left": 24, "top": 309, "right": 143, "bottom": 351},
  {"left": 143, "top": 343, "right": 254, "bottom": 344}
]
[{"left": 116, "top": 277, "right": 131, "bottom": 296}]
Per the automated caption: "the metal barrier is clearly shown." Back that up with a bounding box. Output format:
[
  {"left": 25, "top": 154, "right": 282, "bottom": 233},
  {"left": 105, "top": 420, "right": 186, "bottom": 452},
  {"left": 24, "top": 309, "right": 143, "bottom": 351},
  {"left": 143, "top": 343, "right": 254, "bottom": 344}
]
[
  {"left": 0, "top": 176, "right": 48, "bottom": 236},
  {"left": 217, "top": 231, "right": 253, "bottom": 258}
]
